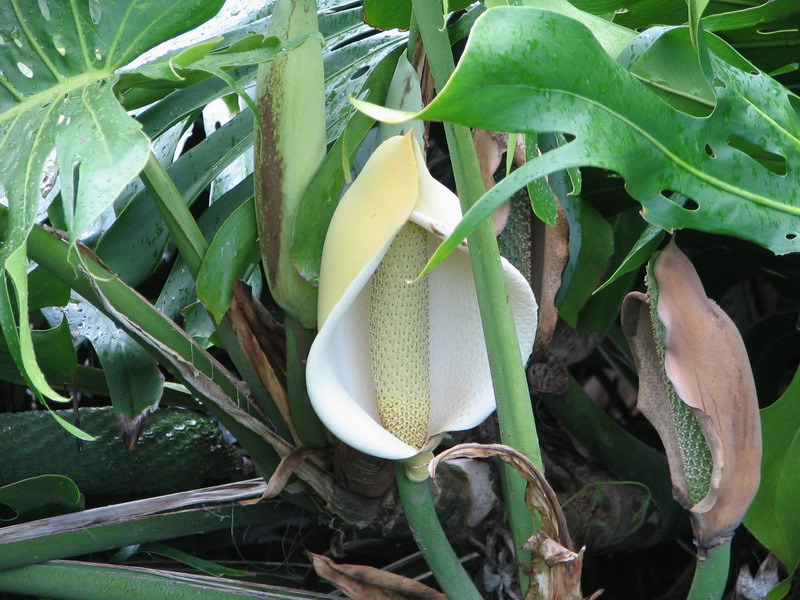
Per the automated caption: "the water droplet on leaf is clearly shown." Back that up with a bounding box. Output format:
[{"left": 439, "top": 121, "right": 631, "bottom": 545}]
[
  {"left": 16, "top": 61, "right": 33, "bottom": 78},
  {"left": 89, "top": 0, "right": 101, "bottom": 24}
]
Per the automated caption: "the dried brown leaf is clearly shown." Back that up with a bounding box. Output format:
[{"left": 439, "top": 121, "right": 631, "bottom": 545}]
[
  {"left": 229, "top": 281, "right": 297, "bottom": 442},
  {"left": 239, "top": 446, "right": 315, "bottom": 505},
  {"left": 310, "top": 553, "right": 446, "bottom": 600}
]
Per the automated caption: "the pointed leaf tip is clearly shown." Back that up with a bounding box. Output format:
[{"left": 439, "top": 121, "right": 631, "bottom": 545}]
[{"left": 350, "top": 97, "right": 416, "bottom": 124}]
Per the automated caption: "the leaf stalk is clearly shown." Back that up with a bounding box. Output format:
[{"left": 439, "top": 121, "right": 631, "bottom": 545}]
[{"left": 411, "top": 0, "right": 542, "bottom": 583}]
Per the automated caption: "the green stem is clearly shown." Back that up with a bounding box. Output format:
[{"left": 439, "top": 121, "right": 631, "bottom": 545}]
[
  {"left": 687, "top": 541, "right": 731, "bottom": 600},
  {"left": 285, "top": 315, "right": 327, "bottom": 447},
  {"left": 411, "top": 0, "right": 541, "bottom": 583},
  {"left": 140, "top": 152, "right": 208, "bottom": 278},
  {"left": 394, "top": 464, "right": 483, "bottom": 600}
]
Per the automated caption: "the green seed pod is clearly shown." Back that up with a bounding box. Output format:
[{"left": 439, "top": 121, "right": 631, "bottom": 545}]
[{"left": 255, "top": 0, "right": 326, "bottom": 328}]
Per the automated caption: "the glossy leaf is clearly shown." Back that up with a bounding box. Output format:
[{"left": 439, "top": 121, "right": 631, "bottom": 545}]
[
  {"left": 54, "top": 302, "right": 164, "bottom": 418},
  {"left": 745, "top": 365, "right": 800, "bottom": 573},
  {"left": 96, "top": 110, "right": 254, "bottom": 285},
  {"left": 364, "top": 0, "right": 476, "bottom": 31},
  {"left": 156, "top": 176, "right": 254, "bottom": 322},
  {"left": 360, "top": 7, "right": 800, "bottom": 279},
  {"left": 701, "top": 0, "right": 800, "bottom": 32},
  {"left": 0, "top": 0, "right": 224, "bottom": 402},
  {"left": 363, "top": 0, "right": 412, "bottom": 31},
  {"left": 0, "top": 0, "right": 224, "bottom": 247},
  {"left": 196, "top": 198, "right": 259, "bottom": 323},
  {"left": 31, "top": 318, "right": 76, "bottom": 378}
]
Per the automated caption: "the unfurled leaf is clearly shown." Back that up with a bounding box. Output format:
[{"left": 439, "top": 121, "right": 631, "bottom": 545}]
[
  {"left": 52, "top": 302, "right": 164, "bottom": 419},
  {"left": 196, "top": 198, "right": 259, "bottom": 323},
  {"left": 0, "top": 0, "right": 224, "bottom": 403},
  {"left": 0, "top": 475, "right": 84, "bottom": 525},
  {"left": 358, "top": 6, "right": 800, "bottom": 281}
]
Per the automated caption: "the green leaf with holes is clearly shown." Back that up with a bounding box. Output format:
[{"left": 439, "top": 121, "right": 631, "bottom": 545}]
[
  {"left": 358, "top": 7, "right": 800, "bottom": 279},
  {"left": 0, "top": 0, "right": 224, "bottom": 402}
]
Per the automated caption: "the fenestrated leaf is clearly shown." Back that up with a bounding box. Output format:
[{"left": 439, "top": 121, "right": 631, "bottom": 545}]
[
  {"left": 745, "top": 364, "right": 800, "bottom": 574},
  {"left": 359, "top": 7, "right": 800, "bottom": 279},
  {"left": 0, "top": 0, "right": 224, "bottom": 402}
]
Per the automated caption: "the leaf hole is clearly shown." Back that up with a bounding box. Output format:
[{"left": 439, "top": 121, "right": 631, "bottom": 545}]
[
  {"left": 89, "top": 0, "right": 102, "bottom": 24},
  {"left": 683, "top": 199, "right": 699, "bottom": 211},
  {"left": 350, "top": 65, "right": 369, "bottom": 80},
  {"left": 789, "top": 95, "right": 800, "bottom": 122},
  {"left": 704, "top": 143, "right": 715, "bottom": 158},
  {"left": 71, "top": 162, "right": 81, "bottom": 200},
  {"left": 712, "top": 77, "right": 726, "bottom": 89},
  {"left": 725, "top": 134, "right": 787, "bottom": 175},
  {"left": 786, "top": 233, "right": 797, "bottom": 241}
]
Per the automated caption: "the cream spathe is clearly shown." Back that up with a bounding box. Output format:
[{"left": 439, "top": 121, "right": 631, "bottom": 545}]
[{"left": 306, "top": 133, "right": 537, "bottom": 460}]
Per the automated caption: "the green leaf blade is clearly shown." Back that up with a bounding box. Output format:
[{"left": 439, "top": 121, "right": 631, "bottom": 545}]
[
  {"left": 415, "top": 7, "right": 800, "bottom": 255},
  {"left": 745, "top": 365, "right": 800, "bottom": 574}
]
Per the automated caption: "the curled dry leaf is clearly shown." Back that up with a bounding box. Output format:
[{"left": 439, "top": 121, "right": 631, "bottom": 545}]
[
  {"left": 239, "top": 446, "right": 315, "bottom": 505},
  {"left": 621, "top": 239, "right": 761, "bottom": 555},
  {"left": 429, "top": 443, "right": 601, "bottom": 600},
  {"left": 309, "top": 553, "right": 446, "bottom": 600}
]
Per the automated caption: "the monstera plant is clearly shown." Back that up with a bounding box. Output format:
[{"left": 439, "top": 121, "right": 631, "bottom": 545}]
[{"left": 0, "top": 0, "right": 797, "bottom": 599}]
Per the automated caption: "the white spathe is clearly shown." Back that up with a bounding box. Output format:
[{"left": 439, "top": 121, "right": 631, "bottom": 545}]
[{"left": 306, "top": 133, "right": 537, "bottom": 460}]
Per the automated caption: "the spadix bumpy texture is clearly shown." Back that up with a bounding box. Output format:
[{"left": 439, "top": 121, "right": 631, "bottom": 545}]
[
  {"left": 306, "top": 133, "right": 538, "bottom": 460},
  {"left": 370, "top": 223, "right": 431, "bottom": 448}
]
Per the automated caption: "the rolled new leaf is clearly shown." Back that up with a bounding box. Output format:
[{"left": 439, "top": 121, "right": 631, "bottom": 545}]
[{"left": 621, "top": 239, "right": 761, "bottom": 555}]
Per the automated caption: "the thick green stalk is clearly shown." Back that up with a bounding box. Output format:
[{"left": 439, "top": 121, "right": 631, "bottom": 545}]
[
  {"left": 394, "top": 464, "right": 483, "bottom": 600},
  {"left": 411, "top": 0, "right": 541, "bottom": 581},
  {"left": 285, "top": 315, "right": 327, "bottom": 447},
  {"left": 687, "top": 541, "right": 731, "bottom": 600}
]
